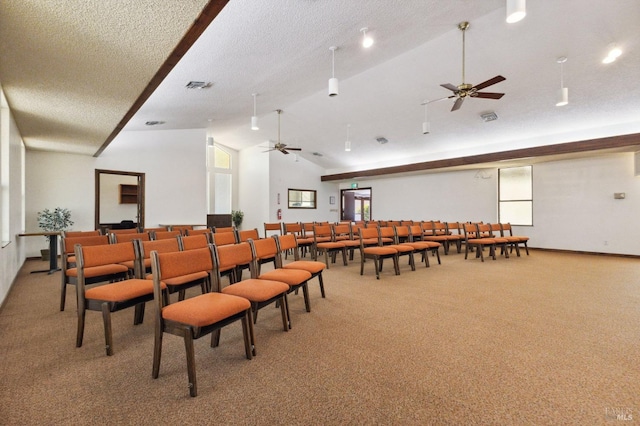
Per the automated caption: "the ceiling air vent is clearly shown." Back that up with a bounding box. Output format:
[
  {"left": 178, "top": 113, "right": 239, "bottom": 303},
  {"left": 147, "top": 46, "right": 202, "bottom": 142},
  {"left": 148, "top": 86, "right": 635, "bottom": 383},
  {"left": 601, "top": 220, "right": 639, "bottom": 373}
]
[
  {"left": 185, "top": 81, "right": 211, "bottom": 89},
  {"left": 145, "top": 121, "right": 165, "bottom": 126},
  {"left": 376, "top": 137, "right": 389, "bottom": 144},
  {"left": 480, "top": 111, "right": 498, "bottom": 122}
]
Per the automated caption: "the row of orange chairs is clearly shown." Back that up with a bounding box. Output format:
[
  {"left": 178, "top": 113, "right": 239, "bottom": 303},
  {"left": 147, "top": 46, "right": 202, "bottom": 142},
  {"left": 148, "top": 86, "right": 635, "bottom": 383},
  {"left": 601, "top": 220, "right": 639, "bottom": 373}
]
[{"left": 68, "top": 233, "right": 327, "bottom": 397}]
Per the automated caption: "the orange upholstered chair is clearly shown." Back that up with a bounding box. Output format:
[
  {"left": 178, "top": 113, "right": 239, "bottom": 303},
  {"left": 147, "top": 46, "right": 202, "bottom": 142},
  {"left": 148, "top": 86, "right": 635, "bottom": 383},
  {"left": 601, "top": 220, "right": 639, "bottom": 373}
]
[
  {"left": 274, "top": 234, "right": 327, "bottom": 298},
  {"left": 358, "top": 227, "right": 399, "bottom": 279},
  {"left": 463, "top": 223, "right": 500, "bottom": 262},
  {"left": 332, "top": 223, "right": 360, "bottom": 261},
  {"left": 60, "top": 234, "right": 111, "bottom": 311},
  {"left": 394, "top": 225, "right": 433, "bottom": 269},
  {"left": 185, "top": 228, "right": 214, "bottom": 237},
  {"left": 378, "top": 227, "right": 415, "bottom": 272},
  {"left": 408, "top": 225, "right": 441, "bottom": 266},
  {"left": 249, "top": 238, "right": 313, "bottom": 317},
  {"left": 74, "top": 241, "right": 161, "bottom": 356},
  {"left": 152, "top": 230, "right": 182, "bottom": 240},
  {"left": 150, "top": 248, "right": 254, "bottom": 397},
  {"left": 236, "top": 228, "right": 260, "bottom": 243},
  {"left": 109, "top": 231, "right": 150, "bottom": 244},
  {"left": 107, "top": 228, "right": 139, "bottom": 234},
  {"left": 282, "top": 222, "right": 313, "bottom": 258},
  {"left": 212, "top": 231, "right": 237, "bottom": 247},
  {"left": 213, "top": 226, "right": 235, "bottom": 233},
  {"left": 263, "top": 222, "right": 282, "bottom": 238},
  {"left": 214, "top": 242, "right": 289, "bottom": 330},
  {"left": 170, "top": 225, "right": 193, "bottom": 235},
  {"left": 312, "top": 224, "right": 347, "bottom": 268},
  {"left": 179, "top": 234, "right": 212, "bottom": 251},
  {"left": 136, "top": 238, "right": 181, "bottom": 278},
  {"left": 500, "top": 223, "right": 530, "bottom": 256}
]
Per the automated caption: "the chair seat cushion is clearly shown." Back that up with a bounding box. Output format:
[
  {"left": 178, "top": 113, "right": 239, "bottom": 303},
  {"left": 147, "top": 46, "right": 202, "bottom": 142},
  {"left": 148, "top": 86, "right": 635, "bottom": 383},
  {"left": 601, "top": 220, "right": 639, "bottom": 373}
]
[
  {"left": 363, "top": 247, "right": 397, "bottom": 255},
  {"left": 85, "top": 279, "right": 164, "bottom": 302},
  {"left": 222, "top": 279, "right": 289, "bottom": 302},
  {"left": 163, "top": 271, "right": 209, "bottom": 286},
  {"left": 119, "top": 260, "right": 136, "bottom": 269},
  {"left": 468, "top": 238, "right": 496, "bottom": 244},
  {"left": 360, "top": 238, "right": 379, "bottom": 246},
  {"left": 316, "top": 242, "right": 345, "bottom": 250},
  {"left": 341, "top": 240, "right": 361, "bottom": 247},
  {"left": 389, "top": 244, "right": 414, "bottom": 253},
  {"left": 66, "top": 264, "right": 129, "bottom": 278},
  {"left": 162, "top": 292, "right": 250, "bottom": 328},
  {"left": 283, "top": 260, "right": 326, "bottom": 274},
  {"left": 259, "top": 269, "right": 312, "bottom": 286}
]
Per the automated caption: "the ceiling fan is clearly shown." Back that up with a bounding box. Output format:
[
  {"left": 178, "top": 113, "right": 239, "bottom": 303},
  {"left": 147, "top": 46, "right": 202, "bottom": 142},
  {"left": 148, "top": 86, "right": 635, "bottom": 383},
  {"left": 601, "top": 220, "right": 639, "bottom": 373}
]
[
  {"left": 440, "top": 21, "right": 506, "bottom": 112},
  {"left": 264, "top": 109, "right": 302, "bottom": 155}
]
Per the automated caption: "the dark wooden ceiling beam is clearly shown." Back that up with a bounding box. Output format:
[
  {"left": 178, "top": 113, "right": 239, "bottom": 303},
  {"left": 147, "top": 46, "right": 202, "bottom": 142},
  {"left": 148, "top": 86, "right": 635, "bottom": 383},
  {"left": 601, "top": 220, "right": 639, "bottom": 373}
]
[{"left": 321, "top": 132, "right": 640, "bottom": 182}]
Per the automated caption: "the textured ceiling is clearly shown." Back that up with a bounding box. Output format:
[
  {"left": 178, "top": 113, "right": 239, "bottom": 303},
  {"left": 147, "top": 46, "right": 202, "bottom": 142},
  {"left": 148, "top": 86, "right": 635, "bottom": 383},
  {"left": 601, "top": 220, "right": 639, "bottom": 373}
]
[
  {"left": 1, "top": 0, "right": 639, "bottom": 173},
  {"left": 0, "top": 0, "right": 211, "bottom": 154}
]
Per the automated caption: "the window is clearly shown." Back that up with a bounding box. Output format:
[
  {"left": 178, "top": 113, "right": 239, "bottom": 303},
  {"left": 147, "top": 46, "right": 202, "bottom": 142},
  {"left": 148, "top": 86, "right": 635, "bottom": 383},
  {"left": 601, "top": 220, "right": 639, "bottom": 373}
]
[
  {"left": 207, "top": 142, "right": 233, "bottom": 214},
  {"left": 288, "top": 189, "right": 316, "bottom": 209},
  {"left": 498, "top": 166, "right": 532, "bottom": 226},
  {"left": 1, "top": 88, "right": 10, "bottom": 246}
]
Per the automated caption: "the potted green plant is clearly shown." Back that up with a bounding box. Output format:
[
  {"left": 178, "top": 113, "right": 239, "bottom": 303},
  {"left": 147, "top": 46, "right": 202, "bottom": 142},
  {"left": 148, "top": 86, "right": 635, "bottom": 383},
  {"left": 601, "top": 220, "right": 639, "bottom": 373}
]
[
  {"left": 231, "top": 210, "right": 244, "bottom": 229},
  {"left": 37, "top": 207, "right": 74, "bottom": 260}
]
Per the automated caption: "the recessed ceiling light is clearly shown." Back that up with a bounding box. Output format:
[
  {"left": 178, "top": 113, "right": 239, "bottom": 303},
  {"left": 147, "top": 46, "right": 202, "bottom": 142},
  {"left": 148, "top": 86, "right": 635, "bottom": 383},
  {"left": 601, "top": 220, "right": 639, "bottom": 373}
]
[
  {"left": 185, "top": 81, "right": 211, "bottom": 89},
  {"left": 145, "top": 120, "right": 165, "bottom": 126},
  {"left": 602, "top": 44, "right": 622, "bottom": 64}
]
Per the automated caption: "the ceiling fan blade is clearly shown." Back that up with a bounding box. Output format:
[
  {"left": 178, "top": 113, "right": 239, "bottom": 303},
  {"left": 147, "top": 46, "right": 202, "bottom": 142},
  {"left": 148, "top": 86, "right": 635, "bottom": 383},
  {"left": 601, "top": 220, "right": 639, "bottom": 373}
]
[
  {"left": 451, "top": 97, "right": 464, "bottom": 111},
  {"left": 286, "top": 147, "right": 302, "bottom": 151},
  {"left": 281, "top": 149, "right": 290, "bottom": 155},
  {"left": 440, "top": 83, "right": 459, "bottom": 92},
  {"left": 472, "top": 75, "right": 506, "bottom": 91},
  {"left": 473, "top": 92, "right": 504, "bottom": 99}
]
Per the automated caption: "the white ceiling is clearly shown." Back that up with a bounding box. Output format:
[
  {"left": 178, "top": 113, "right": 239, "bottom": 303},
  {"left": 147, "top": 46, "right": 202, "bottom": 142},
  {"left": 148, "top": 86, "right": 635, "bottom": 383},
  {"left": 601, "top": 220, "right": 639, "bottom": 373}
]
[{"left": 2, "top": 1, "right": 639, "bottom": 173}]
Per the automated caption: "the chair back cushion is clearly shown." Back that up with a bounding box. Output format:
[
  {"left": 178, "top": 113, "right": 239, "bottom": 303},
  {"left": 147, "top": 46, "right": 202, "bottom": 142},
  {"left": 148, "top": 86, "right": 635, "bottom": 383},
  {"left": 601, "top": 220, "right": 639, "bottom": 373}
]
[{"left": 154, "top": 247, "right": 213, "bottom": 281}]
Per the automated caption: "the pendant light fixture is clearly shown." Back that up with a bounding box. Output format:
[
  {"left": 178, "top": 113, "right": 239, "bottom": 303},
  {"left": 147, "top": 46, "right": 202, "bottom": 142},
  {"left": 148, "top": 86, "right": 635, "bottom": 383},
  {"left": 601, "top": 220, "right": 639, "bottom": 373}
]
[
  {"left": 251, "top": 93, "right": 259, "bottom": 130},
  {"left": 345, "top": 124, "right": 351, "bottom": 151},
  {"left": 421, "top": 101, "right": 430, "bottom": 134},
  {"left": 506, "top": 0, "right": 526, "bottom": 23},
  {"left": 556, "top": 57, "right": 568, "bottom": 107},
  {"left": 360, "top": 27, "right": 374, "bottom": 48},
  {"left": 328, "top": 46, "right": 339, "bottom": 97}
]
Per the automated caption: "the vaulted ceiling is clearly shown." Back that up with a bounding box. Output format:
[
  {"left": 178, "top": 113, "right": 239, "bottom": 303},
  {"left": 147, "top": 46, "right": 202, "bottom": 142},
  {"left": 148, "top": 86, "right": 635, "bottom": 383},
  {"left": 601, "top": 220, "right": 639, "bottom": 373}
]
[{"left": 1, "top": 0, "right": 639, "bottom": 174}]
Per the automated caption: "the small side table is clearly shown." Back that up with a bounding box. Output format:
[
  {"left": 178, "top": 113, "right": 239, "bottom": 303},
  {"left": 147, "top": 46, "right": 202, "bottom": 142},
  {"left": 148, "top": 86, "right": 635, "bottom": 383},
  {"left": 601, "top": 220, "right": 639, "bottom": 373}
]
[{"left": 18, "top": 232, "right": 61, "bottom": 274}]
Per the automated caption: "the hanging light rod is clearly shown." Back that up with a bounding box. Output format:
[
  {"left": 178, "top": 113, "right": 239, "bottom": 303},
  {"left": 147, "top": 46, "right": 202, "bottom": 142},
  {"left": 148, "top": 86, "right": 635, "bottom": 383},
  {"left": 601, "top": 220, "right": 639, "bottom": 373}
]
[
  {"left": 556, "top": 56, "right": 568, "bottom": 107},
  {"left": 251, "top": 93, "right": 259, "bottom": 130}
]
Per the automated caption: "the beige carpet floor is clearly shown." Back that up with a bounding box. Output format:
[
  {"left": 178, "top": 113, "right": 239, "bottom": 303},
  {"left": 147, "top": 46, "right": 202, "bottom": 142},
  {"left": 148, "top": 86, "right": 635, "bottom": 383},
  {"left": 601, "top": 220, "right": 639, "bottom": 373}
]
[{"left": 0, "top": 249, "right": 638, "bottom": 425}]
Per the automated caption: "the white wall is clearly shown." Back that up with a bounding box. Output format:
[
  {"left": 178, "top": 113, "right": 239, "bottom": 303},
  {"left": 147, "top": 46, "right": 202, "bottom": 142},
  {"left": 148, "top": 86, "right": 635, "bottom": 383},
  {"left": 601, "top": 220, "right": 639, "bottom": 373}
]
[
  {"left": 24, "top": 128, "right": 208, "bottom": 257},
  {"left": 268, "top": 152, "right": 338, "bottom": 225},
  {"left": 527, "top": 152, "right": 640, "bottom": 255},
  {"left": 342, "top": 169, "right": 497, "bottom": 222},
  {"left": 237, "top": 145, "right": 270, "bottom": 232}
]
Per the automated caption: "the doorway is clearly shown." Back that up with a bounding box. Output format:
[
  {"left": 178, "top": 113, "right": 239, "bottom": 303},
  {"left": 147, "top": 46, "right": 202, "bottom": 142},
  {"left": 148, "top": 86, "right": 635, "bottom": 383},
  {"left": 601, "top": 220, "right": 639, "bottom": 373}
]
[
  {"left": 94, "top": 169, "right": 145, "bottom": 232},
  {"left": 340, "top": 188, "right": 371, "bottom": 222}
]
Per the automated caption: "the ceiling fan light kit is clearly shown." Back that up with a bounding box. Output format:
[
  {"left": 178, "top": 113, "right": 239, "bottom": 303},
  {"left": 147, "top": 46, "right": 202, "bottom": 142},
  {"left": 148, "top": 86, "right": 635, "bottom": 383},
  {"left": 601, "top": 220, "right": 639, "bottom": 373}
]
[
  {"left": 506, "top": 0, "right": 526, "bottom": 23},
  {"left": 251, "top": 93, "right": 259, "bottom": 130},
  {"left": 265, "top": 109, "right": 302, "bottom": 155},
  {"left": 421, "top": 101, "right": 430, "bottom": 134},
  {"left": 328, "top": 46, "right": 339, "bottom": 97},
  {"left": 439, "top": 22, "right": 506, "bottom": 112}
]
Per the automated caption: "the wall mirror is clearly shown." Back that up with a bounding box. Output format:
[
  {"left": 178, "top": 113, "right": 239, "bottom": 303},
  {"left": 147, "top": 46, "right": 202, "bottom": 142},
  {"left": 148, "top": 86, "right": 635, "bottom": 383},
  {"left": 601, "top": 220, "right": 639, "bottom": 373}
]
[
  {"left": 288, "top": 188, "right": 316, "bottom": 209},
  {"left": 95, "top": 169, "right": 145, "bottom": 231}
]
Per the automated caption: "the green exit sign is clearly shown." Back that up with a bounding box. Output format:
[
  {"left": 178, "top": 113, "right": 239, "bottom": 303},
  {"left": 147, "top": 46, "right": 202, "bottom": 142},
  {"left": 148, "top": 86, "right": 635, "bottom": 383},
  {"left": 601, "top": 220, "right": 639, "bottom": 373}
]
[{"left": 350, "top": 183, "right": 358, "bottom": 189}]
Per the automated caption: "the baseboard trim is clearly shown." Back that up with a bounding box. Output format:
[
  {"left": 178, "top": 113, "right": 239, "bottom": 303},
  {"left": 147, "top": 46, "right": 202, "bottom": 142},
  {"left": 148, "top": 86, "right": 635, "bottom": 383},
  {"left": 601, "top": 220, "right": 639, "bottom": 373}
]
[{"left": 530, "top": 247, "right": 640, "bottom": 259}]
